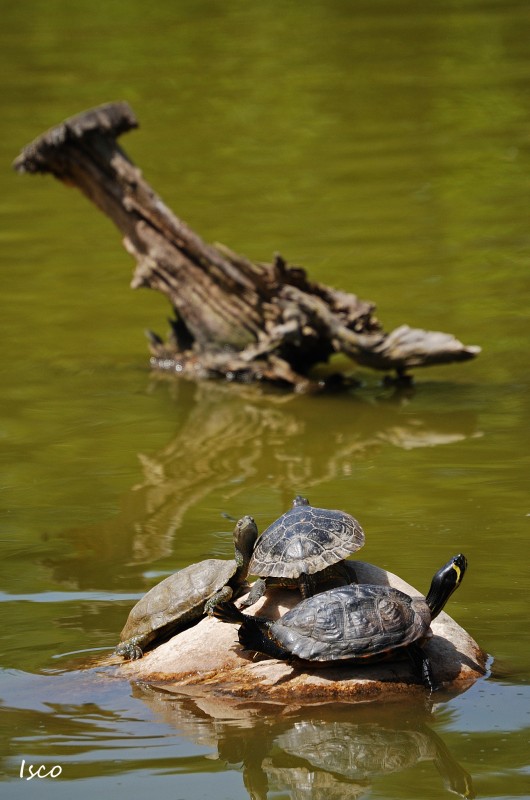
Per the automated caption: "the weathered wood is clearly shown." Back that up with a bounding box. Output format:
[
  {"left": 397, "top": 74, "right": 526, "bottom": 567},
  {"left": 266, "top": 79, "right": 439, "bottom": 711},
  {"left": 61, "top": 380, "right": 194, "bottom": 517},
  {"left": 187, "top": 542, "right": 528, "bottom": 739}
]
[{"left": 14, "top": 102, "right": 480, "bottom": 389}]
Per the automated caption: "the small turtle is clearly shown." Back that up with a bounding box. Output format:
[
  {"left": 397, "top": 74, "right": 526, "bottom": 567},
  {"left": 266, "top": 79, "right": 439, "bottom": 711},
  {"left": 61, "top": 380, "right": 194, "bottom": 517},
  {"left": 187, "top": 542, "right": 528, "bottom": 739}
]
[
  {"left": 115, "top": 515, "right": 258, "bottom": 660},
  {"left": 214, "top": 553, "right": 467, "bottom": 692},
  {"left": 241, "top": 496, "right": 365, "bottom": 606}
]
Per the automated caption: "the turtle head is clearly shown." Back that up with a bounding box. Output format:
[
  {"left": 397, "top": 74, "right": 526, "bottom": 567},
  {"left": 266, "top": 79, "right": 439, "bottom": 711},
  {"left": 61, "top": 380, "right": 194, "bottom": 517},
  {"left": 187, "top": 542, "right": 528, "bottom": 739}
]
[
  {"left": 292, "top": 495, "right": 310, "bottom": 508},
  {"left": 233, "top": 515, "right": 259, "bottom": 572},
  {"left": 425, "top": 553, "right": 467, "bottom": 620}
]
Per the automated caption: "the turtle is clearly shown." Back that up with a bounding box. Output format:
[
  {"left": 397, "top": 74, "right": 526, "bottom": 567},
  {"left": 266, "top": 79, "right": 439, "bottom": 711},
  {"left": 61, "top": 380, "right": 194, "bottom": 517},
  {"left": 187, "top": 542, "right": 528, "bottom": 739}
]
[
  {"left": 214, "top": 553, "right": 467, "bottom": 692},
  {"left": 115, "top": 515, "right": 258, "bottom": 660},
  {"left": 241, "top": 496, "right": 365, "bottom": 606}
]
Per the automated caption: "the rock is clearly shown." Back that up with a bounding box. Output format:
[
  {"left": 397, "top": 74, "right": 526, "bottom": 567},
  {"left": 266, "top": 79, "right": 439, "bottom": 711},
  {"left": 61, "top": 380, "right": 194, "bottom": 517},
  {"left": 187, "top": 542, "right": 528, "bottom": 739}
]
[{"left": 108, "top": 560, "right": 488, "bottom": 703}]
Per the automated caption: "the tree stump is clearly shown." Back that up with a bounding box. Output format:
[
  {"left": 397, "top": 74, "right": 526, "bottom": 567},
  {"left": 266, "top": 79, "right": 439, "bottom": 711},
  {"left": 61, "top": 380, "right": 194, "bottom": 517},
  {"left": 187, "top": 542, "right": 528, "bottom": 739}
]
[{"left": 13, "top": 102, "right": 480, "bottom": 390}]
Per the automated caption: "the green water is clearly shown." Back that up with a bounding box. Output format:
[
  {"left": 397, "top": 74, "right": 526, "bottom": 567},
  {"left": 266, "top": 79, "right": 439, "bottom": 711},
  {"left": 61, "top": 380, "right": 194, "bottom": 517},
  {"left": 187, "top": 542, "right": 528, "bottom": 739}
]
[{"left": 1, "top": 0, "right": 529, "bottom": 797}]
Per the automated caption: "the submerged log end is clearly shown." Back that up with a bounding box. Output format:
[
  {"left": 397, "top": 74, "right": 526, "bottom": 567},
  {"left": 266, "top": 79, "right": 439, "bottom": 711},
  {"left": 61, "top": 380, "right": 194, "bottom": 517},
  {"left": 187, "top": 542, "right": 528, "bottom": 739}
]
[
  {"left": 350, "top": 325, "right": 481, "bottom": 375},
  {"left": 379, "top": 325, "right": 481, "bottom": 370},
  {"left": 13, "top": 101, "right": 137, "bottom": 175}
]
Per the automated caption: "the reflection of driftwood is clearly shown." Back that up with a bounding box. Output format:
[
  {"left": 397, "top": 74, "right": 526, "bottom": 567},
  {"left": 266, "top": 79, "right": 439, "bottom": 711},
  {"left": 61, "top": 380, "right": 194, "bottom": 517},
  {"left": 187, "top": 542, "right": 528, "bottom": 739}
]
[
  {"left": 129, "top": 381, "right": 480, "bottom": 562},
  {"left": 14, "top": 102, "right": 480, "bottom": 390},
  {"left": 50, "top": 381, "right": 479, "bottom": 584}
]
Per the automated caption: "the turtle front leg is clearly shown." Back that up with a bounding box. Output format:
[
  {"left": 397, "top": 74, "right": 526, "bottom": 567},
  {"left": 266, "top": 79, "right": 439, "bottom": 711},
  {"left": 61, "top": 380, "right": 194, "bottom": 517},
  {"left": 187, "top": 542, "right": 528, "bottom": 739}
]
[
  {"left": 239, "top": 578, "right": 267, "bottom": 608},
  {"left": 299, "top": 573, "right": 317, "bottom": 599},
  {"left": 204, "top": 586, "right": 233, "bottom": 615},
  {"left": 407, "top": 642, "right": 436, "bottom": 693},
  {"left": 115, "top": 637, "right": 144, "bottom": 660}
]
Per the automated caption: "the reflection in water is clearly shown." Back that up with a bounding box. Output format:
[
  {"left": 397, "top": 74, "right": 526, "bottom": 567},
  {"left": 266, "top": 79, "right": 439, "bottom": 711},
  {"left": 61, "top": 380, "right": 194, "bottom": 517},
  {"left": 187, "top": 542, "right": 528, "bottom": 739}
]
[
  {"left": 8, "top": 667, "right": 530, "bottom": 797},
  {"left": 270, "top": 721, "right": 474, "bottom": 800},
  {"left": 91, "top": 379, "right": 480, "bottom": 567},
  {"left": 132, "top": 683, "right": 475, "bottom": 800},
  {"left": 45, "top": 378, "right": 480, "bottom": 591}
]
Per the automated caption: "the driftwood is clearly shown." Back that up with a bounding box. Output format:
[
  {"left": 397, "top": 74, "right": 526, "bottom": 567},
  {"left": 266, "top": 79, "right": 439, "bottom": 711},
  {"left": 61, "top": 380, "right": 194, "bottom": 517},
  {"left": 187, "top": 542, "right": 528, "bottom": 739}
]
[{"left": 14, "top": 102, "right": 480, "bottom": 390}]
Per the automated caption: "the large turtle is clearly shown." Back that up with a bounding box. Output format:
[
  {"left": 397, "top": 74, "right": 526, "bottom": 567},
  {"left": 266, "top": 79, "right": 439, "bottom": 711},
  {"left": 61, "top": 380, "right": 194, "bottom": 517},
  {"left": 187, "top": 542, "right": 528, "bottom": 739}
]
[
  {"left": 214, "top": 553, "right": 467, "bottom": 692},
  {"left": 115, "top": 515, "right": 258, "bottom": 660},
  {"left": 241, "top": 496, "right": 365, "bottom": 606}
]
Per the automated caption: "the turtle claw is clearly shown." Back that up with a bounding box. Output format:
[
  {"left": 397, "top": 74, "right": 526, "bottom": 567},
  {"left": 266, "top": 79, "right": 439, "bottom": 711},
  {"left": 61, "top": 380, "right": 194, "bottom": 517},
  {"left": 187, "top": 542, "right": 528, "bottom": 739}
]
[{"left": 115, "top": 640, "right": 144, "bottom": 661}]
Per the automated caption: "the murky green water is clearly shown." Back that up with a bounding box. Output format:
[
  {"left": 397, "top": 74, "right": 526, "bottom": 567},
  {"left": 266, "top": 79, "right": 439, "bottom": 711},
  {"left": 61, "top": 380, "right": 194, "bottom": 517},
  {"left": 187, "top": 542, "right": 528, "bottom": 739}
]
[{"left": 1, "top": 1, "right": 529, "bottom": 797}]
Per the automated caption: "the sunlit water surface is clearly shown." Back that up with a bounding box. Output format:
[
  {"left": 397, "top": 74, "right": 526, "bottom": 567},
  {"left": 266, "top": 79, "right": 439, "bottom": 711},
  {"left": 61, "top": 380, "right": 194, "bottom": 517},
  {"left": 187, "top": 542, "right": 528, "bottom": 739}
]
[{"left": 1, "top": 2, "right": 529, "bottom": 798}]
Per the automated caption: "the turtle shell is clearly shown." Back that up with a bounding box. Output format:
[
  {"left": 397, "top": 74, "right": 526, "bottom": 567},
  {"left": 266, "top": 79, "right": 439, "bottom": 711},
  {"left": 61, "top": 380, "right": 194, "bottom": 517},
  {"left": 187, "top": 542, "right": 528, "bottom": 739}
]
[
  {"left": 269, "top": 584, "right": 431, "bottom": 662},
  {"left": 119, "top": 558, "right": 237, "bottom": 644},
  {"left": 249, "top": 504, "right": 365, "bottom": 579}
]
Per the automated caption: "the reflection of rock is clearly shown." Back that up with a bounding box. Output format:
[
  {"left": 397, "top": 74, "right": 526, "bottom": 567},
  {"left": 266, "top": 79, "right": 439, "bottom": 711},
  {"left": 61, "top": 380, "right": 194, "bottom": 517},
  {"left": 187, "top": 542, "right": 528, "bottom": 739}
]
[
  {"left": 263, "top": 763, "right": 366, "bottom": 800},
  {"left": 130, "top": 683, "right": 475, "bottom": 799},
  {"left": 109, "top": 560, "right": 487, "bottom": 703}
]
